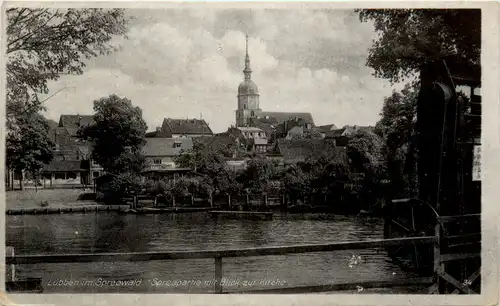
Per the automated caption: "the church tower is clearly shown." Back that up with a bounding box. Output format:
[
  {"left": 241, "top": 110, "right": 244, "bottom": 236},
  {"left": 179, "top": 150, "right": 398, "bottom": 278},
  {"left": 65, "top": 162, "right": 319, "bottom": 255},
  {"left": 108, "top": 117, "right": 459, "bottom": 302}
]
[{"left": 236, "top": 34, "right": 261, "bottom": 127}]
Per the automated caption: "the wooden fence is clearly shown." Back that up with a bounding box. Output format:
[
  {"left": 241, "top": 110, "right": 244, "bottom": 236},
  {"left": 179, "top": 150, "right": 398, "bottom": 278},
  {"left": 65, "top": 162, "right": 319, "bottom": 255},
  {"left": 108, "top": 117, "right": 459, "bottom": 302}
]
[{"left": 5, "top": 214, "right": 480, "bottom": 294}]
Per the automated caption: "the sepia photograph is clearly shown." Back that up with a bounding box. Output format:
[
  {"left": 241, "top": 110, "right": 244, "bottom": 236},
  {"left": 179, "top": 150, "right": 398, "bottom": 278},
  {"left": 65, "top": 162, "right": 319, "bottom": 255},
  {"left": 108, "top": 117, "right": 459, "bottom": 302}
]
[{"left": 3, "top": 5, "right": 485, "bottom": 297}]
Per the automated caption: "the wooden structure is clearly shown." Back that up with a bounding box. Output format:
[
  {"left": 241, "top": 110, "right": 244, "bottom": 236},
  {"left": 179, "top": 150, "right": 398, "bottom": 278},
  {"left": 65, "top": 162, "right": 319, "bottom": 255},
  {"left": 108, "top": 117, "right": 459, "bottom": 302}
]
[
  {"left": 7, "top": 236, "right": 438, "bottom": 294},
  {"left": 209, "top": 210, "right": 274, "bottom": 220},
  {"left": 384, "top": 60, "right": 481, "bottom": 294}
]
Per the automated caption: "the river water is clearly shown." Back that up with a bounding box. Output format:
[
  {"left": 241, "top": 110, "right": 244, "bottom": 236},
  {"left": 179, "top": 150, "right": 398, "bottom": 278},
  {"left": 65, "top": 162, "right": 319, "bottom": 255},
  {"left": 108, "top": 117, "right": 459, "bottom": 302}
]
[{"left": 6, "top": 212, "right": 421, "bottom": 293}]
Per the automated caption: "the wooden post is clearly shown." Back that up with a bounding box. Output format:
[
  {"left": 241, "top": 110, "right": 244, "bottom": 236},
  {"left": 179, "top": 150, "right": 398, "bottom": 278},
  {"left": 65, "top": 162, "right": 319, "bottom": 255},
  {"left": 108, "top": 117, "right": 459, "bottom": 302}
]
[
  {"left": 191, "top": 195, "right": 194, "bottom": 206},
  {"left": 433, "top": 223, "right": 442, "bottom": 294},
  {"left": 246, "top": 194, "right": 249, "bottom": 205},
  {"left": 6, "top": 246, "right": 15, "bottom": 282},
  {"left": 154, "top": 196, "right": 158, "bottom": 208},
  {"left": 264, "top": 194, "right": 268, "bottom": 207},
  {"left": 227, "top": 194, "right": 231, "bottom": 208},
  {"left": 214, "top": 256, "right": 223, "bottom": 294},
  {"left": 209, "top": 194, "right": 213, "bottom": 208},
  {"left": 172, "top": 196, "right": 176, "bottom": 207}
]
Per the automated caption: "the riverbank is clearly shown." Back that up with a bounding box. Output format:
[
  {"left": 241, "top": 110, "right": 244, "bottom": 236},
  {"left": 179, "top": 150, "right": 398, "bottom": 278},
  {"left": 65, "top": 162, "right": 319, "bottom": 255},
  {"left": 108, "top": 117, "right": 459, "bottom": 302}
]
[{"left": 6, "top": 189, "right": 95, "bottom": 209}]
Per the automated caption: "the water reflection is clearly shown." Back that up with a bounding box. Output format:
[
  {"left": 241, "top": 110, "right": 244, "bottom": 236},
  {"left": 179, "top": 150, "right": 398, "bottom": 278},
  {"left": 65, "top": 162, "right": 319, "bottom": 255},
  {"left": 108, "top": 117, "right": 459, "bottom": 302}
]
[{"left": 6, "top": 212, "right": 420, "bottom": 293}]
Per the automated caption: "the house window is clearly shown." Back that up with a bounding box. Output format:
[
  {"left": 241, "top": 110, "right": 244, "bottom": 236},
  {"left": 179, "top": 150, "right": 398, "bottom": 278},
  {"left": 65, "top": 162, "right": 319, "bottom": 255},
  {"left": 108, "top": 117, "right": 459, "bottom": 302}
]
[
  {"left": 244, "top": 104, "right": 247, "bottom": 109},
  {"left": 42, "top": 173, "right": 51, "bottom": 179},
  {"left": 251, "top": 111, "right": 255, "bottom": 117},
  {"left": 67, "top": 172, "right": 77, "bottom": 179},
  {"left": 93, "top": 171, "right": 100, "bottom": 178},
  {"left": 174, "top": 142, "right": 182, "bottom": 148},
  {"left": 153, "top": 159, "right": 162, "bottom": 165},
  {"left": 55, "top": 143, "right": 60, "bottom": 151},
  {"left": 55, "top": 172, "right": 66, "bottom": 180}
]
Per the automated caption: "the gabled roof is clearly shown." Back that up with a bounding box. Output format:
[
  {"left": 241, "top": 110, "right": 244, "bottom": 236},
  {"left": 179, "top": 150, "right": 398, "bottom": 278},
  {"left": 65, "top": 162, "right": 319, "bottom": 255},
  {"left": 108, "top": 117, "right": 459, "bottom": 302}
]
[
  {"left": 158, "top": 118, "right": 213, "bottom": 136},
  {"left": 236, "top": 127, "right": 264, "bottom": 132},
  {"left": 276, "top": 139, "right": 347, "bottom": 164},
  {"left": 317, "top": 124, "right": 338, "bottom": 133},
  {"left": 46, "top": 118, "right": 59, "bottom": 131},
  {"left": 42, "top": 160, "right": 86, "bottom": 172},
  {"left": 259, "top": 112, "right": 315, "bottom": 126},
  {"left": 142, "top": 138, "right": 193, "bottom": 157},
  {"left": 246, "top": 117, "right": 277, "bottom": 135},
  {"left": 326, "top": 128, "right": 347, "bottom": 138},
  {"left": 59, "top": 115, "right": 94, "bottom": 128}
]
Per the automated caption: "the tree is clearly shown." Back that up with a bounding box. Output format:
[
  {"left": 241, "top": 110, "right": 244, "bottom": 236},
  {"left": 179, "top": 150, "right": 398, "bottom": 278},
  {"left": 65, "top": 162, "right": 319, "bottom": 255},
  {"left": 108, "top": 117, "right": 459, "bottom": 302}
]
[
  {"left": 376, "top": 84, "right": 419, "bottom": 198},
  {"left": 6, "top": 112, "right": 54, "bottom": 190},
  {"left": 175, "top": 142, "right": 227, "bottom": 177},
  {"left": 346, "top": 130, "right": 387, "bottom": 211},
  {"left": 242, "top": 157, "right": 282, "bottom": 193},
  {"left": 6, "top": 8, "right": 129, "bottom": 125},
  {"left": 79, "top": 94, "right": 147, "bottom": 174},
  {"left": 357, "top": 9, "right": 480, "bottom": 83},
  {"left": 6, "top": 9, "right": 129, "bottom": 190},
  {"left": 346, "top": 130, "right": 386, "bottom": 176}
]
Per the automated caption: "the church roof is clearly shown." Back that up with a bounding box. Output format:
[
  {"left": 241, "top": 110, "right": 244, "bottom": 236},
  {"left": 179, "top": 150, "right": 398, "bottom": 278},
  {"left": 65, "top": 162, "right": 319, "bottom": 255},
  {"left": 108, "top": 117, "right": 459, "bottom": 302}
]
[
  {"left": 259, "top": 112, "right": 315, "bottom": 126},
  {"left": 238, "top": 79, "right": 259, "bottom": 95}
]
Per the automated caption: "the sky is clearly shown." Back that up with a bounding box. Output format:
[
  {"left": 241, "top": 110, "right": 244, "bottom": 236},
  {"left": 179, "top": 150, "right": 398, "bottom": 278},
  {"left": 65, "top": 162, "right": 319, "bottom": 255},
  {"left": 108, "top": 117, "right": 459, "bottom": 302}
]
[{"left": 41, "top": 8, "right": 404, "bottom": 133}]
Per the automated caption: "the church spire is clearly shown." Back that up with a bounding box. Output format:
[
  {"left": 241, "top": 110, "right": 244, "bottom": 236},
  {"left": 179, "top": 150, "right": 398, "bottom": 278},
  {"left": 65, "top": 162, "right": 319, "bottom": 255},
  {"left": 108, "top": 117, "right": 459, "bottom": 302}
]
[{"left": 243, "top": 34, "right": 252, "bottom": 80}]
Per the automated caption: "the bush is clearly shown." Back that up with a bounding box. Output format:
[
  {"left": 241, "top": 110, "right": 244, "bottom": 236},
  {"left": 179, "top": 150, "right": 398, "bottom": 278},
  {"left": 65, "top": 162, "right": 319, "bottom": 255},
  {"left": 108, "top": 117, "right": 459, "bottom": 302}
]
[{"left": 108, "top": 172, "right": 143, "bottom": 199}]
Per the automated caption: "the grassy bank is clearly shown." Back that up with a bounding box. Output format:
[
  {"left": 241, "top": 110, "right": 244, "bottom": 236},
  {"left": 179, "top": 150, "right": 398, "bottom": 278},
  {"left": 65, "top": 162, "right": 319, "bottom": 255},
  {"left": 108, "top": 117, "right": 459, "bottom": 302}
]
[{"left": 6, "top": 189, "right": 95, "bottom": 209}]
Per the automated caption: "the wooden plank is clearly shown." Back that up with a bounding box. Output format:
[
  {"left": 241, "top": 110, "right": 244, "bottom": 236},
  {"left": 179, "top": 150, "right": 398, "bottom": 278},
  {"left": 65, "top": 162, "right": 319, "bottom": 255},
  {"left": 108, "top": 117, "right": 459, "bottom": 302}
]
[
  {"left": 439, "top": 272, "right": 477, "bottom": 294},
  {"left": 6, "top": 246, "right": 15, "bottom": 282},
  {"left": 6, "top": 236, "right": 437, "bottom": 264},
  {"left": 440, "top": 252, "right": 480, "bottom": 262},
  {"left": 214, "top": 257, "right": 223, "bottom": 294},
  {"left": 438, "top": 214, "right": 481, "bottom": 222},
  {"left": 209, "top": 211, "right": 273, "bottom": 216},
  {"left": 239, "top": 277, "right": 434, "bottom": 294},
  {"left": 433, "top": 224, "right": 442, "bottom": 293}
]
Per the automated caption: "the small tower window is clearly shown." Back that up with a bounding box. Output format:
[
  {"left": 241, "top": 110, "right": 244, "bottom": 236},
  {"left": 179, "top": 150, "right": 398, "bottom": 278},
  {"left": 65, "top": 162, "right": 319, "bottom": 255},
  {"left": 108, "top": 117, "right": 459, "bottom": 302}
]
[{"left": 251, "top": 111, "right": 255, "bottom": 117}]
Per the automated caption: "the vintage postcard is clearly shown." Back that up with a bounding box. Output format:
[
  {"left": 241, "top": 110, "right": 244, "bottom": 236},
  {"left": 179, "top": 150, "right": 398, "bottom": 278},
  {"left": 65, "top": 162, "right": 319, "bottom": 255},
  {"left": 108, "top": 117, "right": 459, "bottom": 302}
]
[{"left": 1, "top": 2, "right": 498, "bottom": 306}]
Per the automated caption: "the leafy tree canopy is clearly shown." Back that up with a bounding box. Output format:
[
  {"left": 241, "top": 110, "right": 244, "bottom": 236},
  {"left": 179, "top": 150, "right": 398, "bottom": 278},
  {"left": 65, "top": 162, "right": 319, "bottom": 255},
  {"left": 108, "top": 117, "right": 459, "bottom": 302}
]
[
  {"left": 6, "top": 8, "right": 129, "bottom": 126},
  {"left": 346, "top": 130, "right": 386, "bottom": 176},
  {"left": 79, "top": 94, "right": 147, "bottom": 173},
  {"left": 357, "top": 9, "right": 480, "bottom": 83},
  {"left": 6, "top": 112, "right": 54, "bottom": 176}
]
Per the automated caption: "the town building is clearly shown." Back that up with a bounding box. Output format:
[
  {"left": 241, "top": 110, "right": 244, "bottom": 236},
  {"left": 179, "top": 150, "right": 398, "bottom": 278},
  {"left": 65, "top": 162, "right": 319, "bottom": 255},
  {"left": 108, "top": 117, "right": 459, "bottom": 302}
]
[
  {"left": 141, "top": 137, "right": 193, "bottom": 172},
  {"left": 146, "top": 118, "right": 213, "bottom": 138},
  {"left": 317, "top": 124, "right": 339, "bottom": 138},
  {"left": 226, "top": 126, "right": 268, "bottom": 153},
  {"left": 235, "top": 35, "right": 315, "bottom": 130},
  {"left": 41, "top": 114, "right": 99, "bottom": 187}
]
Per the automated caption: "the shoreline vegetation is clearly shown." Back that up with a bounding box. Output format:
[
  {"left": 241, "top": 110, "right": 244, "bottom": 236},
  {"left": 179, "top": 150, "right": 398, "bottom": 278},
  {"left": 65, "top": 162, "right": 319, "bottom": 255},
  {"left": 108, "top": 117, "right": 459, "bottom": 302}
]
[{"left": 5, "top": 188, "right": 382, "bottom": 216}]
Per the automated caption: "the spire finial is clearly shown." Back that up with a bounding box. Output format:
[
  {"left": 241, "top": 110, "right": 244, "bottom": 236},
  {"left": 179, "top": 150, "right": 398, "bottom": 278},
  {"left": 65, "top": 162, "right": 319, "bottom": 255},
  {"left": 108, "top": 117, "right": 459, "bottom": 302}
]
[
  {"left": 246, "top": 34, "right": 249, "bottom": 57},
  {"left": 243, "top": 33, "right": 252, "bottom": 80}
]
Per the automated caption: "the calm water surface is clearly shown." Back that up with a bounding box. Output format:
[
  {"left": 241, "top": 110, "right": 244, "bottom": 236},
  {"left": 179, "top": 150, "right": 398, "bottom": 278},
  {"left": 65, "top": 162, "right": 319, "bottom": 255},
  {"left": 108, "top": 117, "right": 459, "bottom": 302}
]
[{"left": 6, "top": 213, "right": 420, "bottom": 293}]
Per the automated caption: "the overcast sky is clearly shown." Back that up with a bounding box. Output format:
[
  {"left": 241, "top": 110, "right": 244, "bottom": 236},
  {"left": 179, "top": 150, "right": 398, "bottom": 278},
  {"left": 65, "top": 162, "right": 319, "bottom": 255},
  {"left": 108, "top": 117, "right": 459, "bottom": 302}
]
[{"left": 42, "top": 8, "right": 404, "bottom": 133}]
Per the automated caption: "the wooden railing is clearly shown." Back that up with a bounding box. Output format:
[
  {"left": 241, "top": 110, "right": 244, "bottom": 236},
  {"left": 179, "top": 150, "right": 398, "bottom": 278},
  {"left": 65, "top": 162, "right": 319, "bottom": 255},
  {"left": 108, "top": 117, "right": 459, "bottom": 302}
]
[
  {"left": 6, "top": 236, "right": 436, "bottom": 294},
  {"left": 5, "top": 213, "right": 480, "bottom": 294}
]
